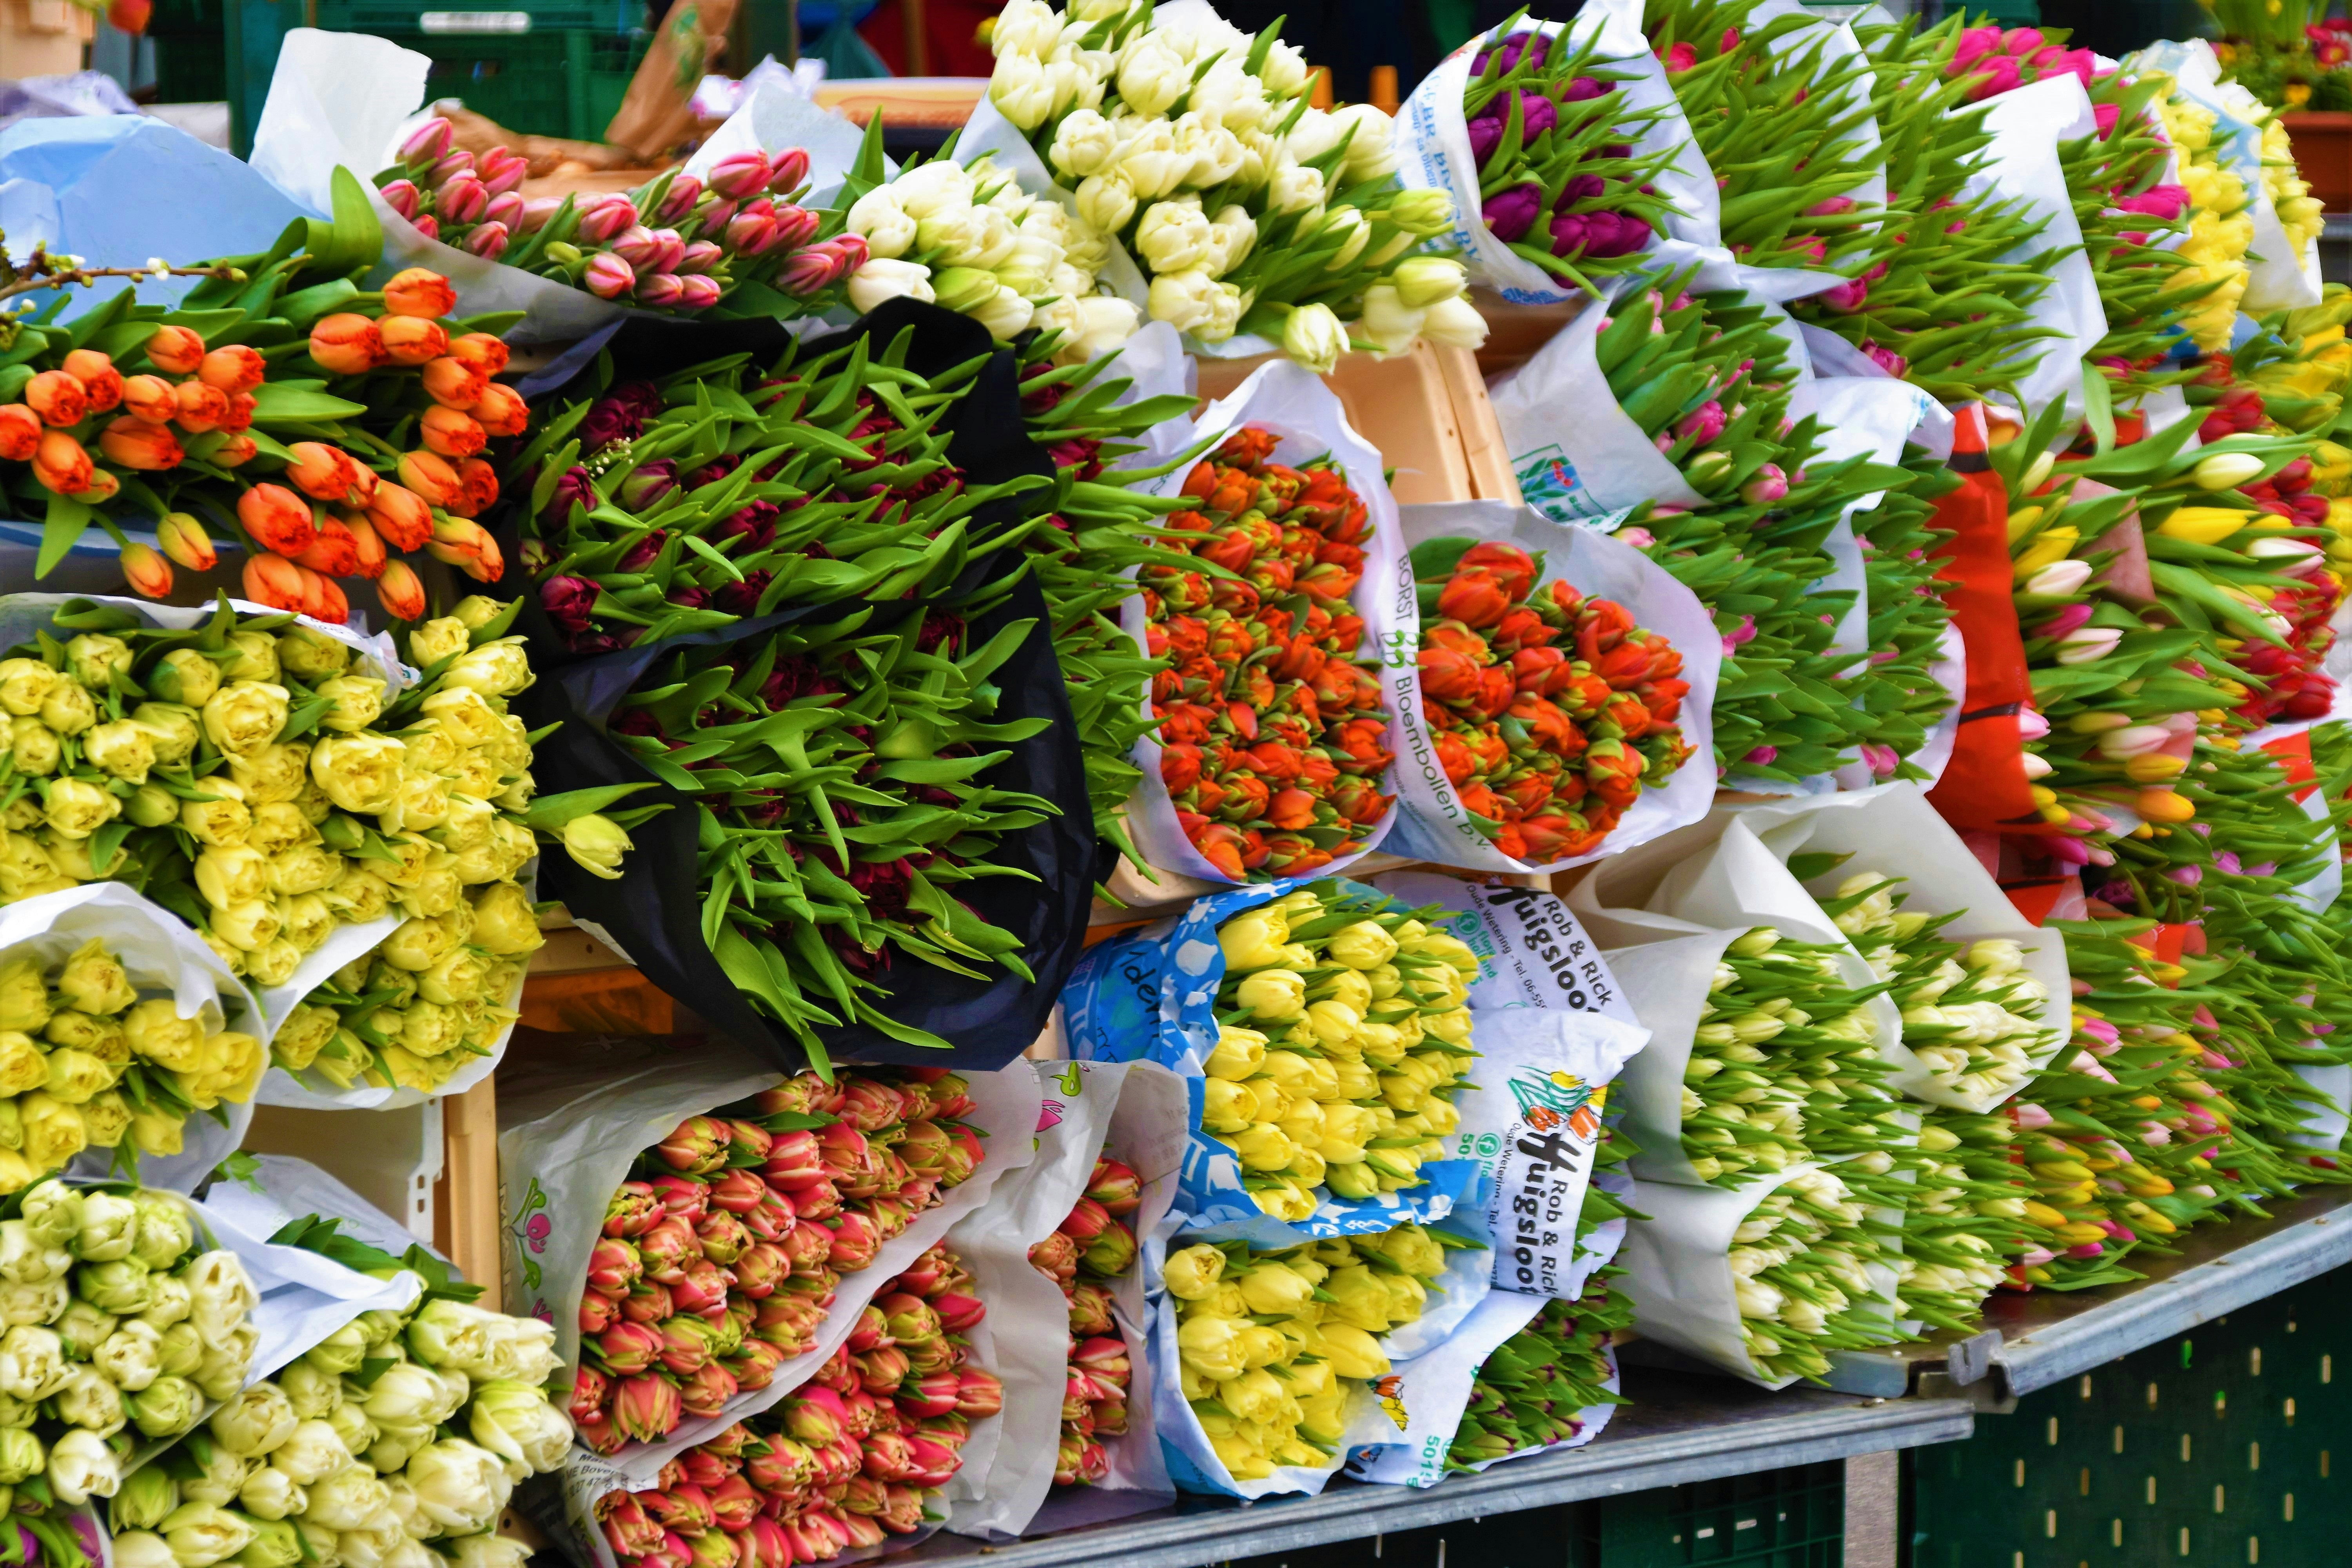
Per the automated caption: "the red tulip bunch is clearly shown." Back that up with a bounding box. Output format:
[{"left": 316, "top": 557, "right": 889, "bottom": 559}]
[
  {"left": 573, "top": 1069, "right": 986, "bottom": 1455},
  {"left": 1411, "top": 537, "right": 1693, "bottom": 861},
  {"left": 594, "top": 1242, "right": 1003, "bottom": 1568},
  {"left": 1142, "top": 426, "right": 1395, "bottom": 881},
  {"left": 1027, "top": 1153, "right": 1143, "bottom": 1487}
]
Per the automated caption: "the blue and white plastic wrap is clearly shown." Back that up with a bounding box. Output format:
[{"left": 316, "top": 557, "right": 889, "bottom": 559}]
[
  {"left": 1150, "top": 1229, "right": 1495, "bottom": 1500},
  {"left": 1068, "top": 876, "right": 1484, "bottom": 1247}
]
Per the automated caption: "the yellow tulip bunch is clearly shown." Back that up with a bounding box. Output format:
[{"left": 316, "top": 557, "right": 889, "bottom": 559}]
[
  {"left": 0, "top": 937, "right": 260, "bottom": 1187},
  {"left": 265, "top": 877, "right": 539, "bottom": 1096},
  {"left": 2154, "top": 86, "right": 2252, "bottom": 351},
  {"left": 1164, "top": 1223, "right": 1458, "bottom": 1481},
  {"left": 2259, "top": 115, "right": 2325, "bottom": 258},
  {"left": 1206, "top": 886, "right": 1481, "bottom": 1220}
]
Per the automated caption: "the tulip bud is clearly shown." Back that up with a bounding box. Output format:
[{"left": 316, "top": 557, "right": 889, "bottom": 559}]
[
  {"left": 118, "top": 541, "right": 172, "bottom": 599},
  {"left": 382, "top": 268, "right": 459, "bottom": 319},
  {"left": 0, "top": 405, "right": 37, "bottom": 460},
  {"left": 309, "top": 314, "right": 383, "bottom": 376},
  {"left": 32, "top": 430, "right": 93, "bottom": 494},
  {"left": 199, "top": 345, "right": 266, "bottom": 395}
]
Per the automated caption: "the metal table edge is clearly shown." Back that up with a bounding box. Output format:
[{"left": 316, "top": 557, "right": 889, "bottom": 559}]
[
  {"left": 1991, "top": 1206, "right": 2352, "bottom": 1397},
  {"left": 914, "top": 1396, "right": 1976, "bottom": 1568}
]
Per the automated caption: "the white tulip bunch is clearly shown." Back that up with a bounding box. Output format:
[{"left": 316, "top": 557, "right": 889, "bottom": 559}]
[
  {"left": 110, "top": 1226, "right": 567, "bottom": 1568},
  {"left": 1830, "top": 873, "right": 2053, "bottom": 1105},
  {"left": 1727, "top": 1168, "right": 1900, "bottom": 1383},
  {"left": 0, "top": 1180, "right": 257, "bottom": 1521},
  {"left": 985, "top": 0, "right": 1484, "bottom": 367},
  {"left": 842, "top": 154, "right": 1140, "bottom": 358}
]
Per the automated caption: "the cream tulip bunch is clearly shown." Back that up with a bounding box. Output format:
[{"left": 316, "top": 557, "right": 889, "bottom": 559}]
[
  {"left": 1893, "top": 1110, "right": 2029, "bottom": 1334},
  {"left": 986, "top": 0, "right": 1483, "bottom": 365},
  {"left": 1679, "top": 927, "right": 1899, "bottom": 1192},
  {"left": 1830, "top": 872, "right": 2054, "bottom": 1106},
  {"left": 1163, "top": 1223, "right": 1462, "bottom": 1481},
  {"left": 843, "top": 154, "right": 1140, "bottom": 358},
  {"left": 1728, "top": 1167, "right": 1901, "bottom": 1383},
  {"left": 264, "top": 875, "right": 537, "bottom": 1098},
  {"left": 0, "top": 937, "right": 259, "bottom": 1188},
  {"left": 109, "top": 1217, "right": 567, "bottom": 1568},
  {"left": 1207, "top": 886, "right": 1481, "bottom": 1220},
  {"left": 0, "top": 1179, "right": 259, "bottom": 1534}
]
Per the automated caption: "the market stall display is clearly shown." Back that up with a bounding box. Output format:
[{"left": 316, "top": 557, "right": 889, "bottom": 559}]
[{"left": 14, "top": 2, "right": 2352, "bottom": 1559}]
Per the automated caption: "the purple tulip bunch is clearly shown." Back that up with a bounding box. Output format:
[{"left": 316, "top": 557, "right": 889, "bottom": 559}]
[
  {"left": 1463, "top": 25, "right": 1677, "bottom": 290},
  {"left": 375, "top": 119, "right": 868, "bottom": 316}
]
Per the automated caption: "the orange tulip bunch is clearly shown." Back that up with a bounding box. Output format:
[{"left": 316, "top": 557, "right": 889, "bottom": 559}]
[
  {"left": 2, "top": 264, "right": 525, "bottom": 624},
  {"left": 1141, "top": 426, "right": 1394, "bottom": 882}
]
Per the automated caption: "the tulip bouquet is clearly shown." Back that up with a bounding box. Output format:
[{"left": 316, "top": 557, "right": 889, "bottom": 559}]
[
  {"left": 0, "top": 1179, "right": 257, "bottom": 1530},
  {"left": 984, "top": 0, "right": 1483, "bottom": 363},
  {"left": 1161, "top": 1224, "right": 1465, "bottom": 1485},
  {"left": 1788, "top": 16, "right": 2065, "bottom": 400},
  {"left": 1012, "top": 343, "right": 1201, "bottom": 866},
  {"left": 0, "top": 598, "right": 610, "bottom": 1022},
  {"left": 2055, "top": 73, "right": 2219, "bottom": 380},
  {"left": 1, "top": 252, "right": 526, "bottom": 618},
  {"left": 1671, "top": 926, "right": 1896, "bottom": 1189},
  {"left": 519, "top": 332, "right": 1050, "bottom": 657},
  {"left": 2259, "top": 113, "right": 2327, "bottom": 259},
  {"left": 572, "top": 1070, "right": 987, "bottom": 1455},
  {"left": 109, "top": 1218, "right": 569, "bottom": 1568},
  {"left": 1145, "top": 426, "right": 1393, "bottom": 882},
  {"left": 375, "top": 118, "right": 861, "bottom": 318},
  {"left": 1829, "top": 874, "right": 2057, "bottom": 1105},
  {"left": 1896, "top": 1109, "right": 2043, "bottom": 1326},
  {"left": 1705, "top": 1165, "right": 1899, "bottom": 1385},
  {"left": 1027, "top": 1152, "right": 1142, "bottom": 1486},
  {"left": 1443, "top": 1280, "right": 1631, "bottom": 1470},
  {"left": 0, "top": 935, "right": 259, "bottom": 1187},
  {"left": 1206, "top": 886, "right": 1481, "bottom": 1218},
  {"left": 592, "top": 1241, "right": 1002, "bottom": 1568},
  {"left": 1454, "top": 24, "right": 1679, "bottom": 292},
  {"left": 844, "top": 156, "right": 1134, "bottom": 351},
  {"left": 1587, "top": 272, "right": 1797, "bottom": 504},
  {"left": 1408, "top": 537, "right": 1692, "bottom": 864},
  {"left": 1645, "top": 0, "right": 1889, "bottom": 278},
  {"left": 2150, "top": 78, "right": 2256, "bottom": 354},
  {"left": 1849, "top": 458, "right": 1961, "bottom": 784}
]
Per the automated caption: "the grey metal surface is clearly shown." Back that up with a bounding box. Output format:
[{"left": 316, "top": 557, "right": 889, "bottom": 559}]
[
  {"left": 889, "top": 1369, "right": 1973, "bottom": 1568},
  {"left": 1982, "top": 1185, "right": 2352, "bottom": 1396},
  {"left": 1784, "top": 1188, "right": 2352, "bottom": 1400}
]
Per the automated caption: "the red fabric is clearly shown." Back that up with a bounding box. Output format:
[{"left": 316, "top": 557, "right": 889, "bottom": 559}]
[
  {"left": 858, "top": 0, "right": 1001, "bottom": 76},
  {"left": 2259, "top": 729, "right": 2320, "bottom": 803},
  {"left": 1998, "top": 876, "right": 2081, "bottom": 927},
  {"left": 2124, "top": 921, "right": 2203, "bottom": 975},
  {"left": 1926, "top": 406, "right": 2042, "bottom": 831}
]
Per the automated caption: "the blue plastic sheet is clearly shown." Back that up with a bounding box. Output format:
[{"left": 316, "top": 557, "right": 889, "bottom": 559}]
[{"left": 0, "top": 114, "right": 304, "bottom": 315}]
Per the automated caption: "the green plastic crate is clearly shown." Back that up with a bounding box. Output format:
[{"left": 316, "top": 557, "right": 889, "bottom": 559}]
[
  {"left": 1222, "top": 1500, "right": 1602, "bottom": 1568},
  {"left": 311, "top": 0, "right": 633, "bottom": 28},
  {"left": 1600, "top": 1462, "right": 1846, "bottom": 1567},
  {"left": 368, "top": 27, "right": 648, "bottom": 143},
  {"left": 1909, "top": 1267, "right": 2352, "bottom": 1568}
]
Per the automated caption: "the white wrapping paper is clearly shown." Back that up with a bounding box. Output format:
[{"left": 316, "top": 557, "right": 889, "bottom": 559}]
[{"left": 943, "top": 1059, "right": 1183, "bottom": 1537}]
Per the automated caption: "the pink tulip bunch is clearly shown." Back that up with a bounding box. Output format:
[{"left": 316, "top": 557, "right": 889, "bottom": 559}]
[
  {"left": 1030, "top": 1154, "right": 1143, "bottom": 1488},
  {"left": 593, "top": 1243, "right": 1003, "bottom": 1568},
  {"left": 570, "top": 1069, "right": 986, "bottom": 1456},
  {"left": 377, "top": 119, "right": 866, "bottom": 314},
  {"left": 1947, "top": 24, "right": 2096, "bottom": 103}
]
